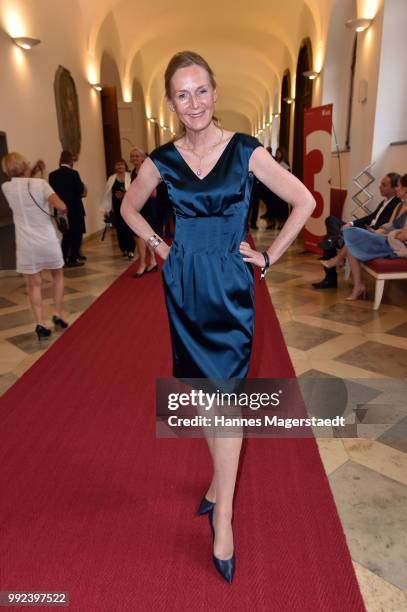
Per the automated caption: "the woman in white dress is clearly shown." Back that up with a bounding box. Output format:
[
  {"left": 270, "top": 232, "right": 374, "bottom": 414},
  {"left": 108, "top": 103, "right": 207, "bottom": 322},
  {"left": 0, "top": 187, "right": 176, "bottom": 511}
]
[{"left": 1, "top": 153, "right": 69, "bottom": 340}]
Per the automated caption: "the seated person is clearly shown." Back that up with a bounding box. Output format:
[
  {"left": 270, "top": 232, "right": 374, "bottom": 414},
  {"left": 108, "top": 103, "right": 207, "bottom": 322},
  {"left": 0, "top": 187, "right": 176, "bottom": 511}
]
[
  {"left": 313, "top": 172, "right": 400, "bottom": 289},
  {"left": 342, "top": 174, "right": 407, "bottom": 300}
]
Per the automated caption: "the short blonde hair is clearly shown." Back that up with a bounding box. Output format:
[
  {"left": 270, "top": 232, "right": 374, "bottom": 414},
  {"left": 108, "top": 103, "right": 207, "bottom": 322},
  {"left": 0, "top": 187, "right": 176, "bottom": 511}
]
[
  {"left": 1, "top": 152, "right": 29, "bottom": 178},
  {"left": 130, "top": 147, "right": 146, "bottom": 160}
]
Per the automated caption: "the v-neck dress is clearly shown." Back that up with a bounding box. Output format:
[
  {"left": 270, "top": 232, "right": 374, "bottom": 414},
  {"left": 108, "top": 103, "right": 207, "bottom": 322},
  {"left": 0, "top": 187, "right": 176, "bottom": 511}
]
[{"left": 149, "top": 132, "right": 262, "bottom": 379}]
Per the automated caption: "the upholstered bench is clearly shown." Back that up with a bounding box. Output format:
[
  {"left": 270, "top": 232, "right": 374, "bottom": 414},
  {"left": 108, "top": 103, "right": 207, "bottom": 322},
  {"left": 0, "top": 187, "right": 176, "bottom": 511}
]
[{"left": 361, "top": 258, "right": 407, "bottom": 309}]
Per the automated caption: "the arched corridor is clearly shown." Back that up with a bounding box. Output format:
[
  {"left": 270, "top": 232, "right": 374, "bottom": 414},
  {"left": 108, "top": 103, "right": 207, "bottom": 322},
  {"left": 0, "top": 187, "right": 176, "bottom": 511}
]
[{"left": 0, "top": 1, "right": 406, "bottom": 609}]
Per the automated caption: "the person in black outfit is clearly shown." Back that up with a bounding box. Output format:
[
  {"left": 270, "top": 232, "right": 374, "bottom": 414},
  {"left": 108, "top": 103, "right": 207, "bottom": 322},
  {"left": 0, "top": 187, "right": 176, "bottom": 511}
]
[
  {"left": 49, "top": 151, "right": 87, "bottom": 268},
  {"left": 248, "top": 176, "right": 261, "bottom": 230},
  {"left": 129, "top": 148, "right": 159, "bottom": 276},
  {"left": 312, "top": 172, "right": 400, "bottom": 289}
]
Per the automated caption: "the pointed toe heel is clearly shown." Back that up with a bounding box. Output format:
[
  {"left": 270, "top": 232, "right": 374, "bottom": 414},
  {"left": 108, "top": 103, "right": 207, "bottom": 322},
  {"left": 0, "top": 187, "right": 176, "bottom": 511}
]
[
  {"left": 209, "top": 508, "right": 235, "bottom": 583},
  {"left": 208, "top": 508, "right": 215, "bottom": 541},
  {"left": 52, "top": 315, "right": 69, "bottom": 329},
  {"left": 197, "top": 496, "right": 215, "bottom": 516},
  {"left": 213, "top": 553, "right": 235, "bottom": 584},
  {"left": 35, "top": 325, "right": 52, "bottom": 341}
]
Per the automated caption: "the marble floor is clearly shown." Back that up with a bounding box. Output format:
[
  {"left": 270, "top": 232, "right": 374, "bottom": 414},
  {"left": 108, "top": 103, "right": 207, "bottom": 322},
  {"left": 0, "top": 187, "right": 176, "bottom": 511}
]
[{"left": 0, "top": 221, "right": 406, "bottom": 611}]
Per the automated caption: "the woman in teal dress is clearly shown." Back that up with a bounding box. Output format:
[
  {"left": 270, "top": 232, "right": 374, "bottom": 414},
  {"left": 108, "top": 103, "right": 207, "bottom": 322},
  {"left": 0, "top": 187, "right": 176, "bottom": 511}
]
[{"left": 122, "top": 51, "right": 315, "bottom": 583}]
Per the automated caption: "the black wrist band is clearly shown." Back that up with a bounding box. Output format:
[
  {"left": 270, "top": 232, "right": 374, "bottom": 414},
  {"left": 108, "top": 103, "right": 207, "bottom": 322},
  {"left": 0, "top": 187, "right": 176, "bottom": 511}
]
[
  {"left": 260, "top": 251, "right": 270, "bottom": 280},
  {"left": 262, "top": 251, "right": 270, "bottom": 268}
]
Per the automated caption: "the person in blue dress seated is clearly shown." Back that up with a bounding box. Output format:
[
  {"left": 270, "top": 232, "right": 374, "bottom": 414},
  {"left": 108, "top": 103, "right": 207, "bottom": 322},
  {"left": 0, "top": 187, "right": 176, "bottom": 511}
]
[
  {"left": 343, "top": 174, "right": 407, "bottom": 300},
  {"left": 121, "top": 51, "right": 315, "bottom": 583}
]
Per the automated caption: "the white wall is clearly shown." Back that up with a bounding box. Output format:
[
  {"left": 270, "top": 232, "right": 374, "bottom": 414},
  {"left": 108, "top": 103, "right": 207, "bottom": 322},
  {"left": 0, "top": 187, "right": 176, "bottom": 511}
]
[
  {"left": 371, "top": 0, "right": 407, "bottom": 176},
  {"left": 322, "top": 0, "right": 356, "bottom": 151},
  {"left": 0, "top": 0, "right": 106, "bottom": 236},
  {"left": 342, "top": 2, "right": 384, "bottom": 217}
]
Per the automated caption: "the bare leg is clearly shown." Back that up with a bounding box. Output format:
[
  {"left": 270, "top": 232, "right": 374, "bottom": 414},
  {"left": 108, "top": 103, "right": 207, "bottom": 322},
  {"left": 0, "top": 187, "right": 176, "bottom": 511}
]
[
  {"left": 146, "top": 244, "right": 157, "bottom": 270},
  {"left": 212, "top": 435, "right": 242, "bottom": 559},
  {"left": 346, "top": 252, "right": 366, "bottom": 299},
  {"left": 25, "top": 273, "right": 44, "bottom": 325},
  {"left": 135, "top": 237, "right": 147, "bottom": 274},
  {"left": 50, "top": 268, "right": 64, "bottom": 317}
]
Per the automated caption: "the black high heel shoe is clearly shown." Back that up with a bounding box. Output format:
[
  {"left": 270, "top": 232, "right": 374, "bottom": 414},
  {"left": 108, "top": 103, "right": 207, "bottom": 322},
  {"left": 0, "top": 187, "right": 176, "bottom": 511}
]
[
  {"left": 209, "top": 509, "right": 235, "bottom": 584},
  {"left": 197, "top": 495, "right": 215, "bottom": 516},
  {"left": 52, "top": 315, "right": 69, "bottom": 329},
  {"left": 35, "top": 325, "right": 52, "bottom": 340}
]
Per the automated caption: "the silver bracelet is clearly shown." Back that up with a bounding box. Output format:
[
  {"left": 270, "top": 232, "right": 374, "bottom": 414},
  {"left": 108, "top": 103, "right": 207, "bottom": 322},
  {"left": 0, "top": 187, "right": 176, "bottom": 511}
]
[{"left": 147, "top": 234, "right": 163, "bottom": 250}]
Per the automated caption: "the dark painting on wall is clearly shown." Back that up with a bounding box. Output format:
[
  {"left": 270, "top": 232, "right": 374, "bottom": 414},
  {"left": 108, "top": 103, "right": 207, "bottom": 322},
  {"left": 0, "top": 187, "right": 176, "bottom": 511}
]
[
  {"left": 0, "top": 131, "right": 16, "bottom": 270},
  {"left": 54, "top": 65, "right": 82, "bottom": 158},
  {"left": 0, "top": 132, "right": 11, "bottom": 222}
]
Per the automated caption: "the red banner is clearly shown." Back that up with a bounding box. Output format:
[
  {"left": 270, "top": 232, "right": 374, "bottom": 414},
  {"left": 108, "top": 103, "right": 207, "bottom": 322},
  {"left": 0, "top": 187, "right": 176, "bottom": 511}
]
[{"left": 303, "top": 104, "right": 333, "bottom": 253}]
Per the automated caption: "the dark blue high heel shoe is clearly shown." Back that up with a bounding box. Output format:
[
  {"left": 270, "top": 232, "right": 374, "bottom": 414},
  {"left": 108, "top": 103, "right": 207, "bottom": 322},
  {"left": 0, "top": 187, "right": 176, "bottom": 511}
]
[
  {"left": 209, "top": 508, "right": 235, "bottom": 584},
  {"left": 197, "top": 495, "right": 215, "bottom": 516}
]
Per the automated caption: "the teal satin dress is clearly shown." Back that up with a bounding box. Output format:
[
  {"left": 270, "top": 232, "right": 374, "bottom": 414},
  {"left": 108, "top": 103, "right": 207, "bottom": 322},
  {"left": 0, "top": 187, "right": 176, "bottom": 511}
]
[{"left": 149, "top": 133, "right": 262, "bottom": 379}]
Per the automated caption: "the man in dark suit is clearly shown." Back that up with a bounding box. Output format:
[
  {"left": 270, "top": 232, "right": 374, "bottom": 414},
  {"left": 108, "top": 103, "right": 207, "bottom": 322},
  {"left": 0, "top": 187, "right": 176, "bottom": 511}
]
[
  {"left": 313, "top": 172, "right": 400, "bottom": 289},
  {"left": 49, "top": 151, "right": 87, "bottom": 267}
]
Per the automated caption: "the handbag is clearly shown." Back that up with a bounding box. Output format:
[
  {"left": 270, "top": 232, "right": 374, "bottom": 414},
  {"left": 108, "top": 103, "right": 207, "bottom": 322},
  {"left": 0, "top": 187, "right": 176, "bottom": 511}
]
[
  {"left": 387, "top": 230, "right": 407, "bottom": 257},
  {"left": 27, "top": 181, "right": 70, "bottom": 234}
]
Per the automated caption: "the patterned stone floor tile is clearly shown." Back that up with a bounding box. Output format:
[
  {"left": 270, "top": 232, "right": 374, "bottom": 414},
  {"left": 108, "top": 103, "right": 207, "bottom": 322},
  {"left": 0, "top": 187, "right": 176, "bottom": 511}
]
[
  {"left": 329, "top": 461, "right": 407, "bottom": 590},
  {"left": 337, "top": 341, "right": 407, "bottom": 378},
  {"left": 386, "top": 321, "right": 407, "bottom": 339},
  {"left": 315, "top": 439, "right": 349, "bottom": 475},
  {"left": 268, "top": 289, "right": 316, "bottom": 309},
  {"left": 343, "top": 439, "right": 407, "bottom": 487},
  {"left": 5, "top": 329, "right": 60, "bottom": 354},
  {"left": 265, "top": 270, "right": 301, "bottom": 284},
  {"left": 353, "top": 562, "right": 407, "bottom": 612},
  {"left": 62, "top": 267, "right": 101, "bottom": 278},
  {"left": 63, "top": 295, "right": 96, "bottom": 313},
  {"left": 0, "top": 341, "right": 28, "bottom": 374},
  {"left": 0, "top": 309, "right": 35, "bottom": 331},
  {"left": 315, "top": 303, "right": 380, "bottom": 326},
  {"left": 377, "top": 416, "right": 407, "bottom": 454},
  {"left": 281, "top": 320, "right": 341, "bottom": 351},
  {"left": 0, "top": 297, "right": 17, "bottom": 309},
  {"left": 0, "top": 372, "right": 19, "bottom": 395}
]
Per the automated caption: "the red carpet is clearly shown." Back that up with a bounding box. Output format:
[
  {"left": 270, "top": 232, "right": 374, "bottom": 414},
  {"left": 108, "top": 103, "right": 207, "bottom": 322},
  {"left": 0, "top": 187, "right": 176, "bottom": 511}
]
[{"left": 0, "top": 261, "right": 365, "bottom": 611}]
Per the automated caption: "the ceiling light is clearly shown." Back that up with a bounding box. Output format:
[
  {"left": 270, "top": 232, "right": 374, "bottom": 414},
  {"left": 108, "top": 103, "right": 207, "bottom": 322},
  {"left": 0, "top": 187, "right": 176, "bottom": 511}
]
[
  {"left": 303, "top": 70, "right": 320, "bottom": 80},
  {"left": 345, "top": 18, "right": 372, "bottom": 32},
  {"left": 12, "top": 36, "right": 41, "bottom": 50}
]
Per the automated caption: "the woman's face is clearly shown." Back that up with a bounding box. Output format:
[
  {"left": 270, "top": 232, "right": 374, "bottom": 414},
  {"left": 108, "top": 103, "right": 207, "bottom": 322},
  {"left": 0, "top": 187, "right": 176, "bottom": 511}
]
[
  {"left": 115, "top": 161, "right": 126, "bottom": 174},
  {"left": 130, "top": 150, "right": 144, "bottom": 170},
  {"left": 275, "top": 149, "right": 282, "bottom": 162},
  {"left": 168, "top": 64, "right": 217, "bottom": 133},
  {"left": 395, "top": 180, "right": 407, "bottom": 201}
]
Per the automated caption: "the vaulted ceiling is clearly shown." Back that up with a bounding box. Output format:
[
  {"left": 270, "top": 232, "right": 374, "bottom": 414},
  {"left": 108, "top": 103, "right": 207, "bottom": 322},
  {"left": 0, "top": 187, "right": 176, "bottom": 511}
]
[{"left": 78, "top": 0, "right": 342, "bottom": 130}]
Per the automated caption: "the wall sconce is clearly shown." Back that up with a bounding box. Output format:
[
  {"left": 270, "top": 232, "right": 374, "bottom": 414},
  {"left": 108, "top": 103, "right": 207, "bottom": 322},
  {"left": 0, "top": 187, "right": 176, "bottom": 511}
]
[
  {"left": 161, "top": 125, "right": 168, "bottom": 131},
  {"left": 303, "top": 70, "right": 320, "bottom": 80},
  {"left": 90, "top": 83, "right": 102, "bottom": 92},
  {"left": 148, "top": 117, "right": 157, "bottom": 123},
  {"left": 345, "top": 18, "right": 372, "bottom": 32},
  {"left": 272, "top": 112, "right": 280, "bottom": 118},
  {"left": 12, "top": 36, "right": 41, "bottom": 50},
  {"left": 265, "top": 122, "right": 271, "bottom": 127},
  {"left": 283, "top": 97, "right": 294, "bottom": 105}
]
